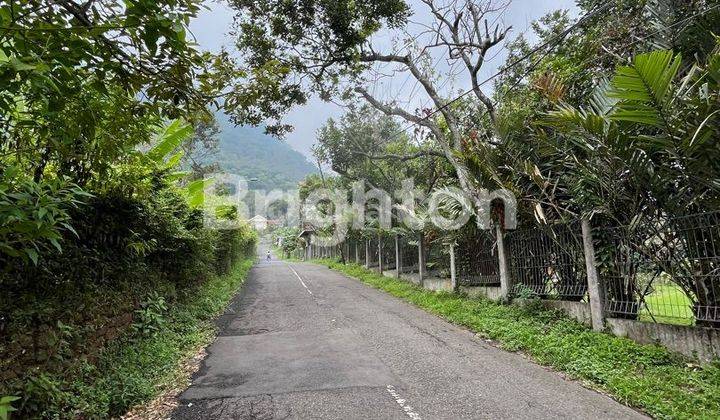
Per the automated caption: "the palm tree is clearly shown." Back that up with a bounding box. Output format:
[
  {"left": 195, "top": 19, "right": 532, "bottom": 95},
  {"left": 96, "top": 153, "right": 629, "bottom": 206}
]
[{"left": 546, "top": 45, "right": 720, "bottom": 324}]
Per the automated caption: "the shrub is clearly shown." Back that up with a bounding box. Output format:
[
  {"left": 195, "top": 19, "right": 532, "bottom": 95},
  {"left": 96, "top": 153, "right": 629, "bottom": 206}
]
[{"left": 0, "top": 183, "right": 257, "bottom": 418}]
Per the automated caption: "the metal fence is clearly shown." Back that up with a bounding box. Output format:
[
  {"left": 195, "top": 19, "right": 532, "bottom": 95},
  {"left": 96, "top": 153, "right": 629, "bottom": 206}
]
[
  {"left": 380, "top": 235, "right": 397, "bottom": 270},
  {"left": 367, "top": 237, "right": 379, "bottom": 267},
  {"left": 506, "top": 223, "right": 587, "bottom": 301},
  {"left": 456, "top": 229, "right": 500, "bottom": 287},
  {"left": 595, "top": 212, "right": 720, "bottom": 327},
  {"left": 358, "top": 239, "right": 366, "bottom": 265},
  {"left": 399, "top": 235, "right": 419, "bottom": 273},
  {"left": 426, "top": 239, "right": 450, "bottom": 278},
  {"left": 330, "top": 210, "right": 720, "bottom": 329}
]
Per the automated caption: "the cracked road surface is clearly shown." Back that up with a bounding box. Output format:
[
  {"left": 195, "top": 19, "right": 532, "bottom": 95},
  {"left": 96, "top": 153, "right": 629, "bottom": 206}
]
[{"left": 173, "top": 256, "right": 646, "bottom": 420}]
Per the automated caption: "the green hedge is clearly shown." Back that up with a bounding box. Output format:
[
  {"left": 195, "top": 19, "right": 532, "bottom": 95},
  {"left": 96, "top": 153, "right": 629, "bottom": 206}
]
[{"left": 0, "top": 188, "right": 257, "bottom": 418}]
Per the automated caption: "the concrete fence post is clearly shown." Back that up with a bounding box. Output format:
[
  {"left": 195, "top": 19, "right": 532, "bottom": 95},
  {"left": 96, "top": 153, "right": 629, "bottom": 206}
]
[
  {"left": 395, "top": 234, "right": 401, "bottom": 279},
  {"left": 378, "top": 234, "right": 384, "bottom": 273},
  {"left": 581, "top": 218, "right": 605, "bottom": 332},
  {"left": 365, "top": 239, "right": 371, "bottom": 268},
  {"left": 354, "top": 240, "right": 359, "bottom": 263},
  {"left": 418, "top": 232, "right": 426, "bottom": 286},
  {"left": 449, "top": 242, "right": 456, "bottom": 291},
  {"left": 344, "top": 241, "right": 349, "bottom": 263},
  {"left": 496, "top": 224, "right": 511, "bottom": 300}
]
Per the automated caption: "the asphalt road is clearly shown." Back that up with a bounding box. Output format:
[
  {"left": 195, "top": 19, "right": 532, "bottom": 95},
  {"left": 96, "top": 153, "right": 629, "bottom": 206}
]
[{"left": 173, "top": 251, "right": 646, "bottom": 420}]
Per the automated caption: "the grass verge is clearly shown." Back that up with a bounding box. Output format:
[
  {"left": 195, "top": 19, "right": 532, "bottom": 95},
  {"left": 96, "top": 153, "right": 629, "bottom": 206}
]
[
  {"left": 15, "top": 258, "right": 254, "bottom": 418},
  {"left": 321, "top": 259, "right": 720, "bottom": 419}
]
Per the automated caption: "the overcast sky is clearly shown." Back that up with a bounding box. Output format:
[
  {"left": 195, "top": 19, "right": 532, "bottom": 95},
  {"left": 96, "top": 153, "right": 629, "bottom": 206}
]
[{"left": 190, "top": 0, "right": 579, "bottom": 158}]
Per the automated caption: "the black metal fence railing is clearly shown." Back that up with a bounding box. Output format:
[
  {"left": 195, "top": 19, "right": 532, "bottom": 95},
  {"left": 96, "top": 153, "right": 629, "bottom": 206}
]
[
  {"left": 595, "top": 211, "right": 720, "bottom": 327},
  {"left": 456, "top": 229, "right": 500, "bottom": 287},
  {"left": 380, "top": 235, "right": 397, "bottom": 270},
  {"left": 367, "top": 237, "right": 379, "bottom": 267},
  {"left": 358, "top": 240, "right": 366, "bottom": 265},
  {"left": 399, "top": 235, "right": 419, "bottom": 273},
  {"left": 426, "top": 239, "right": 450, "bottom": 278},
  {"left": 329, "top": 210, "right": 720, "bottom": 329},
  {"left": 506, "top": 223, "right": 587, "bottom": 301}
]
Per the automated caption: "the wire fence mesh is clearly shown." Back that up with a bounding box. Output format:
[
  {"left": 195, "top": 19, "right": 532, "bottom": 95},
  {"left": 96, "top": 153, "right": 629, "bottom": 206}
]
[
  {"left": 338, "top": 210, "right": 720, "bottom": 329},
  {"left": 380, "top": 235, "right": 397, "bottom": 270},
  {"left": 506, "top": 223, "right": 587, "bottom": 301},
  {"left": 426, "top": 239, "right": 450, "bottom": 278},
  {"left": 399, "top": 235, "right": 419, "bottom": 273},
  {"left": 367, "top": 237, "right": 379, "bottom": 267},
  {"left": 456, "top": 229, "right": 500, "bottom": 287},
  {"left": 595, "top": 211, "right": 720, "bottom": 327}
]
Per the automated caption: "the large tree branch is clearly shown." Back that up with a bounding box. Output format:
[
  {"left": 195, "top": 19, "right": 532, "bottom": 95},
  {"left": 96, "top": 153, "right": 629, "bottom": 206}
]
[
  {"left": 356, "top": 86, "right": 481, "bottom": 205},
  {"left": 355, "top": 87, "right": 437, "bottom": 130},
  {"left": 359, "top": 48, "right": 463, "bottom": 149},
  {"left": 424, "top": 0, "right": 510, "bottom": 126}
]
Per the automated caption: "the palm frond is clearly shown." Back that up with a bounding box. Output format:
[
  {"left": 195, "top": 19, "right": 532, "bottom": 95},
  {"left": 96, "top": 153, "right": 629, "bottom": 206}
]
[{"left": 608, "top": 50, "right": 682, "bottom": 128}]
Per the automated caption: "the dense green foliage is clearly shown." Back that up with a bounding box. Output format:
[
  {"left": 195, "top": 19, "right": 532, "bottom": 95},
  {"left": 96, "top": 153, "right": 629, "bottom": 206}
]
[
  {"left": 324, "top": 260, "right": 720, "bottom": 418},
  {"left": 0, "top": 2, "right": 267, "bottom": 417},
  {"left": 4, "top": 256, "right": 254, "bottom": 419},
  {"left": 271, "top": 226, "right": 304, "bottom": 258},
  {"left": 483, "top": 0, "right": 720, "bottom": 223},
  {"left": 0, "top": 174, "right": 257, "bottom": 416},
  {"left": 227, "top": 0, "right": 410, "bottom": 134}
]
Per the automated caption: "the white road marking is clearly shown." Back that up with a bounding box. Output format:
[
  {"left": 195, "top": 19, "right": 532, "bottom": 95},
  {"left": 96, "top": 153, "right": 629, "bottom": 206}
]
[
  {"left": 386, "top": 385, "right": 422, "bottom": 420},
  {"left": 287, "top": 265, "right": 313, "bottom": 295}
]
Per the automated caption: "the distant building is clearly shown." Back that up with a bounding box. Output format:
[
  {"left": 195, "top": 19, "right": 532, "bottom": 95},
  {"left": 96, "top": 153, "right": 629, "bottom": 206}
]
[{"left": 248, "top": 215, "right": 268, "bottom": 231}]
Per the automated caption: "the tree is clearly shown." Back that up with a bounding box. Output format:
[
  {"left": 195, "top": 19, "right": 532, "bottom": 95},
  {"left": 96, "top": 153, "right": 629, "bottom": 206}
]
[
  {"left": 226, "top": 0, "right": 410, "bottom": 135},
  {"left": 182, "top": 114, "right": 222, "bottom": 180},
  {"left": 313, "top": 104, "right": 446, "bottom": 193}
]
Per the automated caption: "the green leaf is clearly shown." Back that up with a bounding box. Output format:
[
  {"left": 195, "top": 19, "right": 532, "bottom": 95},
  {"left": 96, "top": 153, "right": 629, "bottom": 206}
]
[
  {"left": 608, "top": 50, "right": 682, "bottom": 129},
  {"left": 25, "top": 248, "right": 38, "bottom": 265},
  {"left": 49, "top": 237, "right": 62, "bottom": 252},
  {"left": 165, "top": 150, "right": 184, "bottom": 169},
  {"left": 147, "top": 120, "right": 193, "bottom": 163},
  {"left": 185, "top": 178, "right": 214, "bottom": 208}
]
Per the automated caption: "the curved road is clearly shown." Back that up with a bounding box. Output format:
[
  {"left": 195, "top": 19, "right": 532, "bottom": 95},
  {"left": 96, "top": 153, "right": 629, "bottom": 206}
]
[{"left": 173, "top": 252, "right": 645, "bottom": 419}]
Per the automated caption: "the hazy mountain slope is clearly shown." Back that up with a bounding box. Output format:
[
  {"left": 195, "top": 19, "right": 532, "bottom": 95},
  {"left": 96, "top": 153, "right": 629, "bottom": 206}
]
[{"left": 213, "top": 114, "right": 317, "bottom": 191}]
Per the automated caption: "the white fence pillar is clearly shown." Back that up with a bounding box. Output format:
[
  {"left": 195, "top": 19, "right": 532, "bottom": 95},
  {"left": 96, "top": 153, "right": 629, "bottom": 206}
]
[
  {"left": 449, "top": 242, "right": 456, "bottom": 291},
  {"left": 395, "top": 235, "right": 401, "bottom": 279},
  {"left": 418, "top": 232, "right": 426, "bottom": 285},
  {"left": 581, "top": 218, "right": 606, "bottom": 331},
  {"left": 354, "top": 240, "right": 359, "bottom": 263},
  {"left": 365, "top": 239, "right": 371, "bottom": 268},
  {"left": 496, "top": 224, "right": 511, "bottom": 300}
]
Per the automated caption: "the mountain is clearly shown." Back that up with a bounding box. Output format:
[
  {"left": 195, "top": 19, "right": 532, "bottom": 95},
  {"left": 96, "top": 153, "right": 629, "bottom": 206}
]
[{"left": 213, "top": 114, "right": 317, "bottom": 191}]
